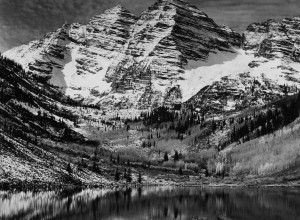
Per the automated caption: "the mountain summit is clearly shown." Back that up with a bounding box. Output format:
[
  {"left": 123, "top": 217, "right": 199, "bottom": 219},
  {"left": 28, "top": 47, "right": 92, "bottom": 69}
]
[
  {"left": 4, "top": 0, "right": 300, "bottom": 113},
  {"left": 4, "top": 0, "right": 241, "bottom": 109},
  {"left": 105, "top": 0, "right": 241, "bottom": 107}
]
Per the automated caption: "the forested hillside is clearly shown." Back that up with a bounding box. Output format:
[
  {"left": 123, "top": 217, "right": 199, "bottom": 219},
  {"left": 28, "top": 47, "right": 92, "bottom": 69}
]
[{"left": 0, "top": 55, "right": 110, "bottom": 188}]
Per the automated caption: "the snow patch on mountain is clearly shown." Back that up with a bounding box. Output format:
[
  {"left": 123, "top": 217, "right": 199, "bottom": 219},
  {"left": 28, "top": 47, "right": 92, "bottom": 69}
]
[
  {"left": 49, "top": 43, "right": 113, "bottom": 101},
  {"left": 4, "top": 1, "right": 300, "bottom": 112},
  {"left": 4, "top": 42, "right": 41, "bottom": 71},
  {"left": 179, "top": 49, "right": 254, "bottom": 101}
]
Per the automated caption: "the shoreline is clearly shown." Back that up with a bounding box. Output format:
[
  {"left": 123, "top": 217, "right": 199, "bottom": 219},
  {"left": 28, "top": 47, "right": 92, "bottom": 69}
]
[{"left": 1, "top": 180, "right": 300, "bottom": 192}]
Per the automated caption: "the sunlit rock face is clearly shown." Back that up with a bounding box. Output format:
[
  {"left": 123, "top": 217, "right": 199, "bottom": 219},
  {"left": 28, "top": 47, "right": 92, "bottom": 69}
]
[
  {"left": 4, "top": 5, "right": 138, "bottom": 105},
  {"left": 5, "top": 0, "right": 300, "bottom": 113},
  {"left": 104, "top": 0, "right": 241, "bottom": 108},
  {"left": 4, "top": 0, "right": 241, "bottom": 109},
  {"left": 188, "top": 17, "right": 300, "bottom": 114},
  {"left": 243, "top": 17, "right": 300, "bottom": 61}
]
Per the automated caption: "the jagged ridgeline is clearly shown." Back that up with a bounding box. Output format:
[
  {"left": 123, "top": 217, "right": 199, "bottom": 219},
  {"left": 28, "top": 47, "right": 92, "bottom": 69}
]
[
  {"left": 5, "top": 0, "right": 300, "bottom": 113},
  {"left": 3, "top": 0, "right": 242, "bottom": 109},
  {"left": 2, "top": 0, "right": 300, "bottom": 187}
]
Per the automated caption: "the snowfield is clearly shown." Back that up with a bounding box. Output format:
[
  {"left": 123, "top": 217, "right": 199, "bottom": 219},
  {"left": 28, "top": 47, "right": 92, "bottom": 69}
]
[
  {"left": 50, "top": 43, "right": 113, "bottom": 100},
  {"left": 178, "top": 48, "right": 300, "bottom": 102},
  {"left": 179, "top": 49, "right": 253, "bottom": 101}
]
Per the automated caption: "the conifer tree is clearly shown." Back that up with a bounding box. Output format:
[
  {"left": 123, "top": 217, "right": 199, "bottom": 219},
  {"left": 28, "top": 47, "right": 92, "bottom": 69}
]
[
  {"left": 123, "top": 169, "right": 127, "bottom": 179},
  {"left": 93, "top": 161, "right": 98, "bottom": 173},
  {"left": 67, "top": 163, "right": 72, "bottom": 174},
  {"left": 211, "top": 119, "right": 216, "bottom": 133},
  {"left": 138, "top": 173, "right": 142, "bottom": 184},
  {"left": 126, "top": 168, "right": 132, "bottom": 182},
  {"left": 114, "top": 168, "right": 120, "bottom": 182},
  {"left": 117, "top": 154, "right": 120, "bottom": 164},
  {"left": 296, "top": 91, "right": 300, "bottom": 109},
  {"left": 178, "top": 167, "right": 183, "bottom": 175},
  {"left": 164, "top": 152, "right": 169, "bottom": 161},
  {"left": 174, "top": 151, "right": 179, "bottom": 161},
  {"left": 290, "top": 100, "right": 299, "bottom": 121}
]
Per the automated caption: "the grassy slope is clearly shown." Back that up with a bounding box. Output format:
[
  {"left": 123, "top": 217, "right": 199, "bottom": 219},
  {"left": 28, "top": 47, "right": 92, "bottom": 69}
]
[
  {"left": 228, "top": 117, "right": 300, "bottom": 183},
  {"left": 0, "top": 133, "right": 110, "bottom": 188}
]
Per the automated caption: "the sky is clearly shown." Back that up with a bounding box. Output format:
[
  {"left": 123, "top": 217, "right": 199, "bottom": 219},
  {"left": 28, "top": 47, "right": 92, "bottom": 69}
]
[{"left": 0, "top": 0, "right": 300, "bottom": 52}]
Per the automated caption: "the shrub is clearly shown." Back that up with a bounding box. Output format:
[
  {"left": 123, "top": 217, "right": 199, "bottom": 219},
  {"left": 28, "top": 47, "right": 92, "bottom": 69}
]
[
  {"left": 176, "top": 160, "right": 185, "bottom": 169},
  {"left": 216, "top": 162, "right": 225, "bottom": 176},
  {"left": 207, "top": 159, "right": 216, "bottom": 175},
  {"left": 187, "top": 162, "right": 198, "bottom": 170},
  {"left": 162, "top": 161, "right": 176, "bottom": 168}
]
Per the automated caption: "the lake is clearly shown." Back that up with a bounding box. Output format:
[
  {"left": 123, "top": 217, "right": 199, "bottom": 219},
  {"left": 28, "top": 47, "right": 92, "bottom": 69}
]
[{"left": 0, "top": 187, "right": 300, "bottom": 220}]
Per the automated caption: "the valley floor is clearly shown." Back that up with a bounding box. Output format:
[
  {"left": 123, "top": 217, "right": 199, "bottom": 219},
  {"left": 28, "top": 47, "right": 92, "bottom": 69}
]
[
  {"left": 1, "top": 118, "right": 300, "bottom": 190},
  {"left": 1, "top": 99, "right": 300, "bottom": 190}
]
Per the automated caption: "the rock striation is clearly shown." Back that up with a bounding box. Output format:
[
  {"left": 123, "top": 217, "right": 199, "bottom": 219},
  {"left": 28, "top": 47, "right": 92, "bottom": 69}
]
[
  {"left": 4, "top": 0, "right": 300, "bottom": 113},
  {"left": 188, "top": 17, "right": 300, "bottom": 113},
  {"left": 243, "top": 17, "right": 300, "bottom": 61},
  {"left": 4, "top": 0, "right": 240, "bottom": 109}
]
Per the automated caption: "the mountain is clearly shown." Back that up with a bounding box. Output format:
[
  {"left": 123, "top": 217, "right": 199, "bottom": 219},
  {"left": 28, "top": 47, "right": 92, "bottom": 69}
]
[
  {"left": 188, "top": 17, "right": 300, "bottom": 113},
  {"left": 243, "top": 17, "right": 300, "bottom": 60},
  {"left": 3, "top": 5, "right": 137, "bottom": 107},
  {"left": 4, "top": 0, "right": 241, "bottom": 110},
  {"left": 2, "top": 0, "right": 300, "bottom": 187},
  {"left": 0, "top": 55, "right": 113, "bottom": 187}
]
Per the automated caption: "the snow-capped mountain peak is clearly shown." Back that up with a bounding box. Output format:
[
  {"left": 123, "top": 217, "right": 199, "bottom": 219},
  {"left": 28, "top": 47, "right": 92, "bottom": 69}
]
[
  {"left": 4, "top": 0, "right": 241, "bottom": 109},
  {"left": 4, "top": 0, "right": 300, "bottom": 113}
]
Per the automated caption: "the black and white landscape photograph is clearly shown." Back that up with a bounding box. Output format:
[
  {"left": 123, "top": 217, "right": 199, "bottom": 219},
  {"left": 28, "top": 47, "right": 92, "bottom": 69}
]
[{"left": 0, "top": 0, "right": 300, "bottom": 219}]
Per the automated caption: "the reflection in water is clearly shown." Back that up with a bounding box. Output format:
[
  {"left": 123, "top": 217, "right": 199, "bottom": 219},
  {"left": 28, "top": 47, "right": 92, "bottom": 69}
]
[{"left": 0, "top": 187, "right": 300, "bottom": 220}]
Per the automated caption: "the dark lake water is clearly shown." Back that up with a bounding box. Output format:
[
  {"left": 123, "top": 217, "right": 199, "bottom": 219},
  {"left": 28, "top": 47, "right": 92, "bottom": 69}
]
[{"left": 0, "top": 187, "right": 300, "bottom": 220}]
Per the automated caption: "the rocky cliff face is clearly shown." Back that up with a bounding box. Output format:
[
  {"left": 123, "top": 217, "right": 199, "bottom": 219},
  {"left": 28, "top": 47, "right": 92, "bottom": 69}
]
[
  {"left": 4, "top": 0, "right": 300, "bottom": 114},
  {"left": 104, "top": 0, "right": 241, "bottom": 108},
  {"left": 188, "top": 17, "right": 300, "bottom": 113},
  {"left": 243, "top": 17, "right": 300, "bottom": 61},
  {"left": 5, "top": 5, "right": 138, "bottom": 105},
  {"left": 4, "top": 0, "right": 241, "bottom": 109},
  {"left": 107, "top": 0, "right": 241, "bottom": 81}
]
